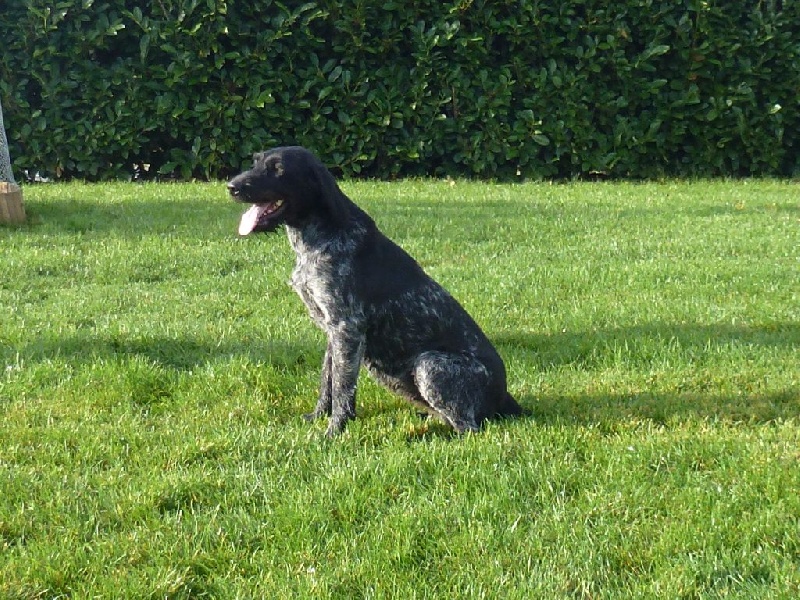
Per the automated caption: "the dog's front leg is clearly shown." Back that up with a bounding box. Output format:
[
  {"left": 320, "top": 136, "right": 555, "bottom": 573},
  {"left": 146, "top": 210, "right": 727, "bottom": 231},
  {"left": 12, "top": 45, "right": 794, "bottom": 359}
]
[
  {"left": 304, "top": 341, "right": 333, "bottom": 422},
  {"left": 326, "top": 324, "right": 365, "bottom": 437}
]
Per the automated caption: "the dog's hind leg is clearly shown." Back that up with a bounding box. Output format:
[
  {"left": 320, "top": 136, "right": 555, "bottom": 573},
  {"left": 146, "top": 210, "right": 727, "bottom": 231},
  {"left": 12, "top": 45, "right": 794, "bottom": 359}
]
[{"left": 413, "top": 351, "right": 492, "bottom": 433}]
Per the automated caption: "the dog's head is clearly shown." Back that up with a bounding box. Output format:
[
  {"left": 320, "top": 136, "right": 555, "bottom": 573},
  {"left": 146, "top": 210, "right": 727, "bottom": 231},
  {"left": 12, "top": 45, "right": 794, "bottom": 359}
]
[{"left": 228, "top": 146, "right": 349, "bottom": 235}]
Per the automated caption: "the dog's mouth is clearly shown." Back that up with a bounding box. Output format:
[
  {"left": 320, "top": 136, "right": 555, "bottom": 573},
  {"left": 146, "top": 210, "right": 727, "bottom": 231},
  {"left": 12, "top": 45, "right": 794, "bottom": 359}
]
[{"left": 238, "top": 199, "right": 286, "bottom": 235}]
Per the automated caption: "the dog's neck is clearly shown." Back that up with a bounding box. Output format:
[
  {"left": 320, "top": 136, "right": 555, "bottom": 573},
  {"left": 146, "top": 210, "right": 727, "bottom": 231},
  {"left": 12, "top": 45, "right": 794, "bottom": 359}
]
[{"left": 286, "top": 219, "right": 366, "bottom": 258}]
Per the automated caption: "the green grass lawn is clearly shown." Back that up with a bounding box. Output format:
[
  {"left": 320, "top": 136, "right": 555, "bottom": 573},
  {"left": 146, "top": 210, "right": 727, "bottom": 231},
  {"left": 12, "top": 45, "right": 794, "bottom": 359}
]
[{"left": 1, "top": 180, "right": 798, "bottom": 599}]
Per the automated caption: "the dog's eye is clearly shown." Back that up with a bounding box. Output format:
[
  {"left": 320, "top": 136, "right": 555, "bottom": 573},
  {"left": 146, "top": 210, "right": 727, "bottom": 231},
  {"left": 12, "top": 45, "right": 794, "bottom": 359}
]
[{"left": 265, "top": 159, "right": 284, "bottom": 176}]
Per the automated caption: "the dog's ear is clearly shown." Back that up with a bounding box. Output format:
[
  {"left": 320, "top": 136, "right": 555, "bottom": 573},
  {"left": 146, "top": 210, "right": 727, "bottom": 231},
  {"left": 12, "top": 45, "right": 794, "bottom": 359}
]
[{"left": 312, "top": 160, "right": 350, "bottom": 227}]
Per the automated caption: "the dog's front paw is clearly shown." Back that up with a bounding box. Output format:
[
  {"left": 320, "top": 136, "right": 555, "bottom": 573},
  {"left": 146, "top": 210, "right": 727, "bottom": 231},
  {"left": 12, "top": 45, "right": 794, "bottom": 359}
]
[{"left": 324, "top": 415, "right": 350, "bottom": 438}]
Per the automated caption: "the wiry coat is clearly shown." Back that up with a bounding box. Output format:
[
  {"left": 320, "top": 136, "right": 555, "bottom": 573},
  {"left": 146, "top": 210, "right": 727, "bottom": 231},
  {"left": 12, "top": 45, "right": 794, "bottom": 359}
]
[{"left": 228, "top": 146, "right": 522, "bottom": 436}]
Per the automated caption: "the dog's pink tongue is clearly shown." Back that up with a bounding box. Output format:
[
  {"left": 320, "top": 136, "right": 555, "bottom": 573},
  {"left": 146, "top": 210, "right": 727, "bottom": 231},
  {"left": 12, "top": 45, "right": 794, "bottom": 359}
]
[{"left": 238, "top": 205, "right": 261, "bottom": 236}]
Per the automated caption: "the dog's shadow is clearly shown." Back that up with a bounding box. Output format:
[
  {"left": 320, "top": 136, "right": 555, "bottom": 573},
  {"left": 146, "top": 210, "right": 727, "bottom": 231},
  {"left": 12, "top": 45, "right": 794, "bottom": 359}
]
[
  {"left": 7, "top": 320, "right": 797, "bottom": 431},
  {"left": 495, "top": 321, "right": 799, "bottom": 426}
]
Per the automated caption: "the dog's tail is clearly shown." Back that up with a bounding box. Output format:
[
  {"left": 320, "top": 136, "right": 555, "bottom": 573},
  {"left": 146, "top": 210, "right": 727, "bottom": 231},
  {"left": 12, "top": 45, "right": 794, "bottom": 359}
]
[{"left": 497, "top": 391, "right": 525, "bottom": 418}]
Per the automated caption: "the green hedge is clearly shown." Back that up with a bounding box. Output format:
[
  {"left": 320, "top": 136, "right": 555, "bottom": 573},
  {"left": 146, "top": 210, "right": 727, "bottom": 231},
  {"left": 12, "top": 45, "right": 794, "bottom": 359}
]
[{"left": 1, "top": 0, "right": 798, "bottom": 180}]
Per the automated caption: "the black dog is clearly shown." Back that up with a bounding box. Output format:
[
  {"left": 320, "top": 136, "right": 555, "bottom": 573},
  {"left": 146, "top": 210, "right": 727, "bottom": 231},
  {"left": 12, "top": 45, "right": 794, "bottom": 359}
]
[{"left": 228, "top": 146, "right": 522, "bottom": 436}]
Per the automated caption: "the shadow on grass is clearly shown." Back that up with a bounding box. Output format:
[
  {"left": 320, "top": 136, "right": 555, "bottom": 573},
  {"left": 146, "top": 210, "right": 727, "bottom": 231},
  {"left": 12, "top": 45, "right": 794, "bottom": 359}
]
[
  {"left": 496, "top": 322, "right": 799, "bottom": 366},
  {"left": 19, "top": 189, "right": 239, "bottom": 239},
  {"left": 498, "top": 321, "right": 799, "bottom": 425},
  {"left": 7, "top": 321, "right": 798, "bottom": 426},
  {"left": 15, "top": 182, "right": 799, "bottom": 243},
  {"left": 516, "top": 389, "right": 799, "bottom": 429},
  {"left": 12, "top": 331, "right": 321, "bottom": 372}
]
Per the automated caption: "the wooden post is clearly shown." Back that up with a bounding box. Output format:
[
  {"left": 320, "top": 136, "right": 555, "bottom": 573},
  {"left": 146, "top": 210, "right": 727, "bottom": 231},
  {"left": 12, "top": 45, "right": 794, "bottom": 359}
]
[{"left": 0, "top": 181, "right": 26, "bottom": 224}]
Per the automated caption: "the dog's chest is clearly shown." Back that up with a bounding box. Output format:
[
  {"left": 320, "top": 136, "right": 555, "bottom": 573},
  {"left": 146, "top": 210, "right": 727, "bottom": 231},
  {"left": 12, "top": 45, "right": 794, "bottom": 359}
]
[
  {"left": 289, "top": 247, "right": 355, "bottom": 327},
  {"left": 286, "top": 225, "right": 366, "bottom": 329}
]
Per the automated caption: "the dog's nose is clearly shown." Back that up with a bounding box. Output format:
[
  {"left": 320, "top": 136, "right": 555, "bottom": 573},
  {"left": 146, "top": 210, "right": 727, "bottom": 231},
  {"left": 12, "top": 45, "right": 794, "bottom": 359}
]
[{"left": 227, "top": 181, "right": 240, "bottom": 197}]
